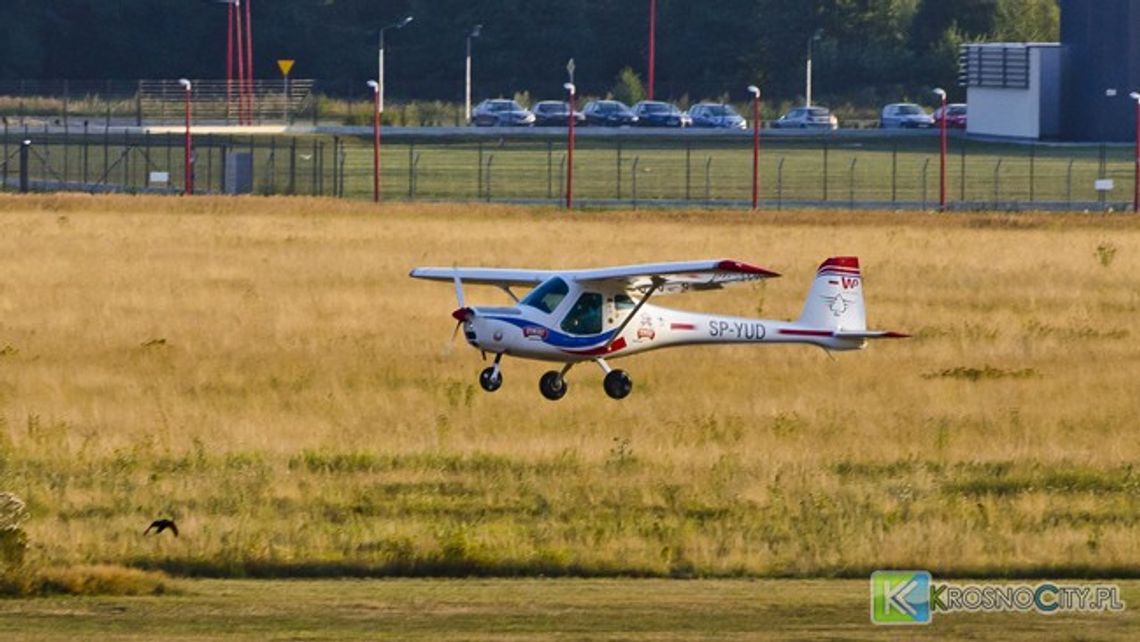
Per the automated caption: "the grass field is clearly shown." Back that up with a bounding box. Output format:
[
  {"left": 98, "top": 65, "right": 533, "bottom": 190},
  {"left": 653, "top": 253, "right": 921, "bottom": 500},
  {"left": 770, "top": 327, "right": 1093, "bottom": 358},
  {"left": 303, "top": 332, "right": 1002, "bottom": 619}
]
[
  {"left": 0, "top": 194, "right": 1138, "bottom": 584},
  {"left": 3, "top": 578, "right": 1140, "bottom": 640}
]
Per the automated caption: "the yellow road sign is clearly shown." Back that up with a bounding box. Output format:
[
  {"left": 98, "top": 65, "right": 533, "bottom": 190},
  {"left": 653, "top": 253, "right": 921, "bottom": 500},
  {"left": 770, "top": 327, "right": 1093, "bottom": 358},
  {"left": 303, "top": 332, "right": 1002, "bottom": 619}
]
[{"left": 277, "top": 59, "right": 295, "bottom": 77}]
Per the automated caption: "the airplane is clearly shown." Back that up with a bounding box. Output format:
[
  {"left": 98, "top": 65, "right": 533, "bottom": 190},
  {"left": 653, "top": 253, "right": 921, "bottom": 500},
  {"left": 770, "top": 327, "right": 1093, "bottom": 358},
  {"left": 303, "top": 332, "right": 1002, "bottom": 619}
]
[{"left": 409, "top": 257, "right": 906, "bottom": 400}]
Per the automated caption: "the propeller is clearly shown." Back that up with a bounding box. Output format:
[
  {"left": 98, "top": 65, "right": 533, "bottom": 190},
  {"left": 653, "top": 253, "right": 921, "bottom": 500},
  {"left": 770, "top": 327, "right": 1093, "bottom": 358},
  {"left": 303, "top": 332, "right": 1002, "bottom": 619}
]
[{"left": 447, "top": 274, "right": 473, "bottom": 349}]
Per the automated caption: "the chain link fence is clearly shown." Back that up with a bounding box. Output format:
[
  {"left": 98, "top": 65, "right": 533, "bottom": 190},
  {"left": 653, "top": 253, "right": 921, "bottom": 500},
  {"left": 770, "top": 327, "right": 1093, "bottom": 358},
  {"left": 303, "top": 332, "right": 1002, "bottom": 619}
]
[{"left": 2, "top": 128, "right": 1136, "bottom": 211}]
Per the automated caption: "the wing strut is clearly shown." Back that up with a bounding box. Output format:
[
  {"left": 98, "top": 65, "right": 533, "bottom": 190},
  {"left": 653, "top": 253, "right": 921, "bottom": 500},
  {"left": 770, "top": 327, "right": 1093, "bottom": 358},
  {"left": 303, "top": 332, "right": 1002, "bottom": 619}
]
[{"left": 604, "top": 277, "right": 663, "bottom": 349}]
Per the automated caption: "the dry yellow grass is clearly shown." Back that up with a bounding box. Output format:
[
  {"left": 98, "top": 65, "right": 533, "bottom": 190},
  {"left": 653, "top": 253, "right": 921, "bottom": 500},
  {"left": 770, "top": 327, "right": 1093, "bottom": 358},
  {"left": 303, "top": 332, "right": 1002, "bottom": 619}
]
[{"left": 0, "top": 193, "right": 1138, "bottom": 577}]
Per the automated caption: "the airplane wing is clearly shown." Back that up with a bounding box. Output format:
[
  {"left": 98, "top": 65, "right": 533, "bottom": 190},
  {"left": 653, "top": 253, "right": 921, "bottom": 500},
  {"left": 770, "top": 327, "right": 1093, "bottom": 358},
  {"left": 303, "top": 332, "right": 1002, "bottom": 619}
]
[
  {"left": 409, "top": 267, "right": 556, "bottom": 286},
  {"left": 569, "top": 259, "right": 780, "bottom": 294}
]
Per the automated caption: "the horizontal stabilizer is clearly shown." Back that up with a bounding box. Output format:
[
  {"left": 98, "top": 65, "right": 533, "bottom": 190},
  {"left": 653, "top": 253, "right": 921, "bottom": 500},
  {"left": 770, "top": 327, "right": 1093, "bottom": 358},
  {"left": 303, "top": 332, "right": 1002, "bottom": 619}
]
[{"left": 832, "top": 330, "right": 910, "bottom": 339}]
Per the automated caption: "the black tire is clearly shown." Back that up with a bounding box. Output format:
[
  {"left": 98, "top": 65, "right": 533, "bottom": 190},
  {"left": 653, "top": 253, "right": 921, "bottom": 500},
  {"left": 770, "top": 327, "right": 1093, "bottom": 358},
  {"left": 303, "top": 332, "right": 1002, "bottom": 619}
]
[
  {"left": 479, "top": 367, "right": 502, "bottom": 392},
  {"left": 539, "top": 371, "right": 568, "bottom": 401},
  {"left": 603, "top": 369, "right": 633, "bottom": 400}
]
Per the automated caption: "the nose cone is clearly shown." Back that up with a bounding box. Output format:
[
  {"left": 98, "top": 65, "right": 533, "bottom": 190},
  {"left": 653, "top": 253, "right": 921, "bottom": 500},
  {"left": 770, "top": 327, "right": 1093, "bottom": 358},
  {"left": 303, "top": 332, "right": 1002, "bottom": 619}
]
[{"left": 452, "top": 307, "right": 473, "bottom": 322}]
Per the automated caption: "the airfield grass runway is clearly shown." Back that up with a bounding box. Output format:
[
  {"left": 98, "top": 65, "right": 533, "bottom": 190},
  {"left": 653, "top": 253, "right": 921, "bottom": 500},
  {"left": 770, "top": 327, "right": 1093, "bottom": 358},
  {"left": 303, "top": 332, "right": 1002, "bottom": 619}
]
[
  {"left": 2, "top": 578, "right": 1140, "bottom": 640},
  {"left": 0, "top": 193, "right": 1139, "bottom": 635}
]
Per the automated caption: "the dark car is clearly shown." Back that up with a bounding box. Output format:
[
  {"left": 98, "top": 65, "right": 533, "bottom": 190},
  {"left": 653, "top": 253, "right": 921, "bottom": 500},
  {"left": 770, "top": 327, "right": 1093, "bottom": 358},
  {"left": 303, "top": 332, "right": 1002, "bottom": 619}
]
[
  {"left": 631, "top": 101, "right": 690, "bottom": 127},
  {"left": 532, "top": 100, "right": 585, "bottom": 127},
  {"left": 471, "top": 99, "right": 535, "bottom": 127},
  {"left": 932, "top": 103, "right": 967, "bottom": 129},
  {"left": 581, "top": 100, "right": 638, "bottom": 127},
  {"left": 686, "top": 103, "right": 747, "bottom": 129},
  {"left": 772, "top": 106, "right": 839, "bottom": 130}
]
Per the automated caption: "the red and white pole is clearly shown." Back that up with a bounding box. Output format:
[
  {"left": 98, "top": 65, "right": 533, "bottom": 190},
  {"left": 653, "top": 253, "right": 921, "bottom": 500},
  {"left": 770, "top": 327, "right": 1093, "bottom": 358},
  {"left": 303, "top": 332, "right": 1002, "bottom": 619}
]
[
  {"left": 564, "top": 82, "right": 576, "bottom": 210},
  {"left": 934, "top": 88, "right": 947, "bottom": 212},
  {"left": 179, "top": 79, "right": 193, "bottom": 195},
  {"left": 749, "top": 85, "right": 761, "bottom": 209},
  {"left": 244, "top": 0, "right": 254, "bottom": 124},
  {"left": 647, "top": 0, "right": 656, "bottom": 101},
  {"left": 368, "top": 80, "right": 381, "bottom": 203},
  {"left": 226, "top": 1, "right": 234, "bottom": 122}
]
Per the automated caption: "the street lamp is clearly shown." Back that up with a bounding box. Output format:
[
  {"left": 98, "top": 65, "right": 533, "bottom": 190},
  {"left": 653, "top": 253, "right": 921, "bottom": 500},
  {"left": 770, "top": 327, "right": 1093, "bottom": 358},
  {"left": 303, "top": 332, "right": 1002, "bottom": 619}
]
[
  {"left": 1130, "top": 92, "right": 1140, "bottom": 212},
  {"left": 378, "top": 15, "right": 413, "bottom": 114},
  {"left": 564, "top": 82, "right": 576, "bottom": 210},
  {"left": 748, "top": 85, "right": 761, "bottom": 210},
  {"left": 367, "top": 80, "right": 381, "bottom": 203},
  {"left": 465, "top": 24, "right": 482, "bottom": 125},
  {"left": 805, "top": 29, "right": 823, "bottom": 107},
  {"left": 178, "top": 78, "right": 193, "bottom": 195},
  {"left": 647, "top": 0, "right": 657, "bottom": 101},
  {"left": 933, "top": 87, "right": 947, "bottom": 211}
]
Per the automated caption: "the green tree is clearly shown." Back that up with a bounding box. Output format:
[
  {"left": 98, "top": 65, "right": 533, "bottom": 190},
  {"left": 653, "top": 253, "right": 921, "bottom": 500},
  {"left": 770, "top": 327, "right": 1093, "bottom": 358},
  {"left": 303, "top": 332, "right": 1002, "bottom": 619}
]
[{"left": 611, "top": 67, "right": 645, "bottom": 105}]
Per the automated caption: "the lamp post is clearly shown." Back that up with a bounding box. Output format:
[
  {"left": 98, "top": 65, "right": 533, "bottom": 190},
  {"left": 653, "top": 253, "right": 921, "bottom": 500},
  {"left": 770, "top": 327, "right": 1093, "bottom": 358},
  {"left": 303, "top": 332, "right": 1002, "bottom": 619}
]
[
  {"left": 378, "top": 15, "right": 413, "bottom": 114},
  {"left": 647, "top": 0, "right": 657, "bottom": 101},
  {"left": 179, "top": 79, "right": 193, "bottom": 195},
  {"left": 748, "top": 85, "right": 761, "bottom": 210},
  {"left": 465, "top": 24, "right": 482, "bottom": 125},
  {"left": 805, "top": 29, "right": 822, "bottom": 107},
  {"left": 1131, "top": 92, "right": 1140, "bottom": 213},
  {"left": 564, "top": 82, "right": 576, "bottom": 210},
  {"left": 367, "top": 80, "right": 381, "bottom": 203},
  {"left": 933, "top": 87, "right": 947, "bottom": 211}
]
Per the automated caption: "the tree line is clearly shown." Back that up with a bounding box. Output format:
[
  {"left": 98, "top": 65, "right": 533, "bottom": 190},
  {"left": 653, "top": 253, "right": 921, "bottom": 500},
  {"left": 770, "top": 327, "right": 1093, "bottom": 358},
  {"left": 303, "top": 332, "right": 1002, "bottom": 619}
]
[{"left": 0, "top": 0, "right": 1058, "bottom": 106}]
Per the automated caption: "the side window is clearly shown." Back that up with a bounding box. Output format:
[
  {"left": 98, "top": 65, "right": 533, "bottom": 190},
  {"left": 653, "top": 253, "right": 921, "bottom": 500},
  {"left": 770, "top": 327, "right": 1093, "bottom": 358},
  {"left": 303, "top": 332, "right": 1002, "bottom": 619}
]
[
  {"left": 520, "top": 277, "right": 569, "bottom": 314},
  {"left": 614, "top": 294, "right": 635, "bottom": 311},
  {"left": 560, "top": 292, "right": 603, "bottom": 335}
]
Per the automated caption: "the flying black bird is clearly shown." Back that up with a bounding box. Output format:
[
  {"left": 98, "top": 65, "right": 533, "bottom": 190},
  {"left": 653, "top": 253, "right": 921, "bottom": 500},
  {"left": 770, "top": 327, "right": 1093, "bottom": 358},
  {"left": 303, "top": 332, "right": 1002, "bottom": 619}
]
[{"left": 143, "top": 519, "right": 179, "bottom": 537}]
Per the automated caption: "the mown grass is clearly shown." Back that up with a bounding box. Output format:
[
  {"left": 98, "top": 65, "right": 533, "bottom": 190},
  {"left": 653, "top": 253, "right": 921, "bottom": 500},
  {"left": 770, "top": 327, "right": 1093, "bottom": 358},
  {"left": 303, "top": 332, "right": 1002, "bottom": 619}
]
[{"left": 0, "top": 194, "right": 1138, "bottom": 581}]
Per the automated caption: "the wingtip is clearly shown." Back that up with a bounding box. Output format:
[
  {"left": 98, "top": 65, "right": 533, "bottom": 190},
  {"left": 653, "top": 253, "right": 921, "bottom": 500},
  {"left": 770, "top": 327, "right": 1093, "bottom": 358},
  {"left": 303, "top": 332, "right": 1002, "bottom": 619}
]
[{"left": 716, "top": 259, "right": 781, "bottom": 278}]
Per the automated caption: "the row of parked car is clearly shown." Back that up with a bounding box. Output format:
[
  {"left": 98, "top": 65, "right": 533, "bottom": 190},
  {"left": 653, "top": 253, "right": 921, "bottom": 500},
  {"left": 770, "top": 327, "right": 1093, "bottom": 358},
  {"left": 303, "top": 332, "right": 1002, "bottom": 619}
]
[{"left": 471, "top": 98, "right": 967, "bottom": 130}]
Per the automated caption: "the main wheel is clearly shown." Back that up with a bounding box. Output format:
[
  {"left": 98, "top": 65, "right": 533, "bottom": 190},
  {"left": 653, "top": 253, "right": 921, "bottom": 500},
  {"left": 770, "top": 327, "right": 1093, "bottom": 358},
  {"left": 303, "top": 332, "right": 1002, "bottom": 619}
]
[
  {"left": 603, "top": 369, "right": 633, "bottom": 400},
  {"left": 479, "top": 367, "right": 502, "bottom": 392},
  {"left": 539, "top": 371, "right": 568, "bottom": 401}
]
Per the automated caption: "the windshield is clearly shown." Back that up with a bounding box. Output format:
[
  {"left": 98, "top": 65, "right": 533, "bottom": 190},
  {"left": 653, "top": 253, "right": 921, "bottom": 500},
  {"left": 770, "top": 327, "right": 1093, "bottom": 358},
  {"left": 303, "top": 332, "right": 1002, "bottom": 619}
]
[
  {"left": 537, "top": 102, "right": 566, "bottom": 113},
  {"left": 641, "top": 103, "right": 669, "bottom": 113},
  {"left": 704, "top": 105, "right": 732, "bottom": 116},
  {"left": 520, "top": 277, "right": 569, "bottom": 314},
  {"left": 488, "top": 101, "right": 521, "bottom": 112},
  {"left": 897, "top": 105, "right": 924, "bottom": 115},
  {"left": 808, "top": 108, "right": 829, "bottom": 117}
]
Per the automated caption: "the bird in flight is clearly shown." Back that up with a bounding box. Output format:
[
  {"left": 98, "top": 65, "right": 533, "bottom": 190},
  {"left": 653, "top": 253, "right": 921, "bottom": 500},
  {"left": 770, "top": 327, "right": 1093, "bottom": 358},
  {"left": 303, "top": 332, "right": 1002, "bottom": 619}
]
[{"left": 143, "top": 519, "right": 179, "bottom": 537}]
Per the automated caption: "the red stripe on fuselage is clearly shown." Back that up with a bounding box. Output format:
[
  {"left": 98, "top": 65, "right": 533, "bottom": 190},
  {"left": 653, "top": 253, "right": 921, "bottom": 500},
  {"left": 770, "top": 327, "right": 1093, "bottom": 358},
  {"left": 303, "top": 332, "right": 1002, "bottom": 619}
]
[
  {"left": 562, "top": 337, "right": 627, "bottom": 356},
  {"left": 670, "top": 323, "right": 696, "bottom": 331},
  {"left": 778, "top": 329, "right": 834, "bottom": 337}
]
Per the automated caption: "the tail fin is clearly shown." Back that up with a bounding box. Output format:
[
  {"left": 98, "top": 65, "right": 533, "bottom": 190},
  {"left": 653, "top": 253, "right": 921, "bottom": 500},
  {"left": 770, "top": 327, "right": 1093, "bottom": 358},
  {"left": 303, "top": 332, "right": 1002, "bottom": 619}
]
[{"left": 797, "top": 257, "right": 867, "bottom": 331}]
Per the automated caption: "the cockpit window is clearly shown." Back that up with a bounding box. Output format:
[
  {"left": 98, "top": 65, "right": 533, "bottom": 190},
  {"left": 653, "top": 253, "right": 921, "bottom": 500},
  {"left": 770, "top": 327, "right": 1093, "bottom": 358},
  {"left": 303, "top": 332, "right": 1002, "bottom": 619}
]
[
  {"left": 520, "top": 277, "right": 569, "bottom": 314},
  {"left": 614, "top": 294, "right": 636, "bottom": 311},
  {"left": 560, "top": 292, "right": 603, "bottom": 335}
]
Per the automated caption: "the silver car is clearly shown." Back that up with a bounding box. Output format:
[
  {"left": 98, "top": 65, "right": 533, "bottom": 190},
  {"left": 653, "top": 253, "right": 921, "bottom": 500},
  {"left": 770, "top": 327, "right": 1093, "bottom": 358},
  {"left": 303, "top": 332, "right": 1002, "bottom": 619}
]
[
  {"left": 880, "top": 103, "right": 934, "bottom": 129},
  {"left": 772, "top": 106, "right": 839, "bottom": 130}
]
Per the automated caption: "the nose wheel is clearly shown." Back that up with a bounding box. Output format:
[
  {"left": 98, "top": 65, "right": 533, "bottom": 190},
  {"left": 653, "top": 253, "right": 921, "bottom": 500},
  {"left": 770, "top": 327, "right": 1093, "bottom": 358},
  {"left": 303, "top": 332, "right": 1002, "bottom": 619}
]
[
  {"left": 603, "top": 369, "right": 632, "bottom": 400},
  {"left": 479, "top": 367, "right": 502, "bottom": 392},
  {"left": 539, "top": 371, "right": 568, "bottom": 400}
]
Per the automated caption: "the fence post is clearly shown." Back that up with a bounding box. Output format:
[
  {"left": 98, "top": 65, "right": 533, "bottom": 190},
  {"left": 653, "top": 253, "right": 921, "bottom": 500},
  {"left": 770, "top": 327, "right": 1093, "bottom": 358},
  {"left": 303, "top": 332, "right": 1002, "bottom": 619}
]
[
  {"left": 616, "top": 141, "right": 623, "bottom": 200},
  {"left": 685, "top": 143, "right": 691, "bottom": 201},
  {"left": 2, "top": 118, "right": 8, "bottom": 190},
  {"left": 408, "top": 143, "right": 415, "bottom": 200},
  {"left": 776, "top": 157, "right": 784, "bottom": 210},
  {"left": 485, "top": 154, "right": 494, "bottom": 203},
  {"left": 1066, "top": 159, "right": 1074, "bottom": 208},
  {"left": 993, "top": 159, "right": 1003, "bottom": 206},
  {"left": 144, "top": 132, "right": 151, "bottom": 188},
  {"left": 122, "top": 130, "right": 130, "bottom": 191},
  {"left": 546, "top": 141, "right": 553, "bottom": 200},
  {"left": 891, "top": 143, "right": 897, "bottom": 203},
  {"left": 19, "top": 140, "right": 30, "bottom": 193},
  {"left": 1029, "top": 144, "right": 1035, "bottom": 203},
  {"left": 332, "top": 136, "right": 340, "bottom": 196},
  {"left": 105, "top": 79, "right": 112, "bottom": 128},
  {"left": 135, "top": 81, "right": 143, "bottom": 127},
  {"left": 631, "top": 156, "right": 639, "bottom": 209},
  {"left": 477, "top": 142, "right": 484, "bottom": 199},
  {"left": 960, "top": 134, "right": 967, "bottom": 202},
  {"left": 921, "top": 158, "right": 930, "bottom": 210},
  {"left": 289, "top": 137, "right": 297, "bottom": 195},
  {"left": 558, "top": 154, "right": 565, "bottom": 200},
  {"left": 269, "top": 137, "right": 277, "bottom": 195},
  {"left": 848, "top": 158, "right": 857, "bottom": 209},
  {"left": 410, "top": 152, "right": 420, "bottom": 200},
  {"left": 311, "top": 139, "right": 318, "bottom": 195},
  {"left": 822, "top": 141, "right": 829, "bottom": 201},
  {"left": 704, "top": 157, "right": 712, "bottom": 206}
]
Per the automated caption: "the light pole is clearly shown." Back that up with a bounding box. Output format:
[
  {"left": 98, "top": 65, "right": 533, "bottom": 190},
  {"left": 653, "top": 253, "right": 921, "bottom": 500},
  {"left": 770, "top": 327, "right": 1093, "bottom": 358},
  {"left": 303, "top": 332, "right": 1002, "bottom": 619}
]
[
  {"left": 748, "top": 85, "right": 761, "bottom": 210},
  {"left": 465, "top": 24, "right": 482, "bottom": 125},
  {"left": 805, "top": 29, "right": 822, "bottom": 107},
  {"left": 1131, "top": 92, "right": 1140, "bottom": 213},
  {"left": 933, "top": 87, "right": 947, "bottom": 211},
  {"left": 564, "top": 82, "right": 576, "bottom": 210},
  {"left": 378, "top": 15, "right": 413, "bottom": 114},
  {"left": 647, "top": 0, "right": 657, "bottom": 101},
  {"left": 179, "top": 79, "right": 193, "bottom": 195},
  {"left": 368, "top": 80, "right": 381, "bottom": 203}
]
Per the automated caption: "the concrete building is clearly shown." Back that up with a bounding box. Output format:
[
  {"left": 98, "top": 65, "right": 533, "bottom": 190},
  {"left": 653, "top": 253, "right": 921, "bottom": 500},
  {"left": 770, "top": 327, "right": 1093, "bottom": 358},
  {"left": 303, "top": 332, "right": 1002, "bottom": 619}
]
[{"left": 960, "top": 43, "right": 1064, "bottom": 139}]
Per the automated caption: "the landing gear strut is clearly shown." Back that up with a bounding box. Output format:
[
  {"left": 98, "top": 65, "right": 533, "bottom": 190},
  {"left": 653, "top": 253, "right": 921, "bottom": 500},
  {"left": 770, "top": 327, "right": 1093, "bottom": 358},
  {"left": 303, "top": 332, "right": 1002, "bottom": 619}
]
[{"left": 479, "top": 354, "right": 503, "bottom": 392}]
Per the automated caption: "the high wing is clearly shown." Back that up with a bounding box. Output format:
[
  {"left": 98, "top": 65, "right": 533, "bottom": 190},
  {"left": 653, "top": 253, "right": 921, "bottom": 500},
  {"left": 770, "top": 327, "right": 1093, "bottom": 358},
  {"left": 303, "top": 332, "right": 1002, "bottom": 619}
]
[
  {"left": 570, "top": 259, "right": 781, "bottom": 294},
  {"left": 410, "top": 260, "right": 780, "bottom": 294},
  {"left": 409, "top": 267, "right": 556, "bottom": 286}
]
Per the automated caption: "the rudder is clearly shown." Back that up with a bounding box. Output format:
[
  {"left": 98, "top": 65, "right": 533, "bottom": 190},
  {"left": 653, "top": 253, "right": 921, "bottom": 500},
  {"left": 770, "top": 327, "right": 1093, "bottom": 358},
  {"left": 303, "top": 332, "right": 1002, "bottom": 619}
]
[{"left": 797, "top": 256, "right": 866, "bottom": 331}]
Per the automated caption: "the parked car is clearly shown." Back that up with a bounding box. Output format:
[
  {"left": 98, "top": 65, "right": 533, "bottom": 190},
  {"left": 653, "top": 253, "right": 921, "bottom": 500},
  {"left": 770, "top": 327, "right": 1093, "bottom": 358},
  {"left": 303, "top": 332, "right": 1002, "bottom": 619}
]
[
  {"left": 932, "top": 103, "right": 967, "bottom": 129},
  {"left": 582, "top": 100, "right": 639, "bottom": 127},
  {"left": 471, "top": 99, "right": 535, "bottom": 127},
  {"left": 880, "top": 103, "right": 934, "bottom": 128},
  {"left": 532, "top": 100, "right": 584, "bottom": 127},
  {"left": 771, "top": 106, "right": 839, "bottom": 130},
  {"left": 686, "top": 103, "right": 747, "bottom": 129},
  {"left": 631, "top": 101, "right": 690, "bottom": 127}
]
